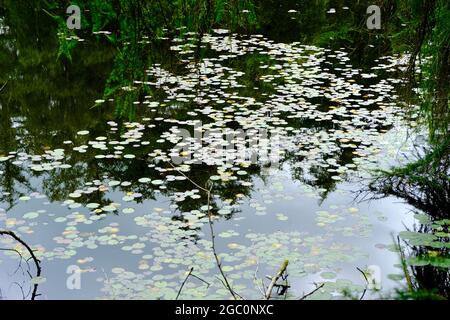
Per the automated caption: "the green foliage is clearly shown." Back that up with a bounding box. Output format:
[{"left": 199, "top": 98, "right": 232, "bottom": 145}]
[
  {"left": 89, "top": 0, "right": 117, "bottom": 32},
  {"left": 42, "top": 0, "right": 259, "bottom": 118},
  {"left": 370, "top": 136, "right": 450, "bottom": 218},
  {"left": 390, "top": 0, "right": 450, "bottom": 143},
  {"left": 55, "top": 25, "right": 78, "bottom": 61},
  {"left": 395, "top": 288, "right": 447, "bottom": 300},
  {"left": 40, "top": 0, "right": 449, "bottom": 130}
]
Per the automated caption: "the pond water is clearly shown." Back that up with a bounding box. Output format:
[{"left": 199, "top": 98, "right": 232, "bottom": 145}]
[{"left": 0, "top": 15, "right": 425, "bottom": 300}]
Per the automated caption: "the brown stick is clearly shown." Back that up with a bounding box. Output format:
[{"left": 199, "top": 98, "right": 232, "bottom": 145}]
[
  {"left": 176, "top": 267, "right": 194, "bottom": 300},
  {"left": 356, "top": 267, "right": 368, "bottom": 300},
  {"left": 299, "top": 283, "right": 325, "bottom": 300},
  {"left": 265, "top": 260, "right": 289, "bottom": 300}
]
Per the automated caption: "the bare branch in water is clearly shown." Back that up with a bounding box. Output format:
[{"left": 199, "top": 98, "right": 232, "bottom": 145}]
[
  {"left": 176, "top": 267, "right": 194, "bottom": 300},
  {"left": 299, "top": 283, "right": 325, "bottom": 300},
  {"left": 0, "top": 230, "right": 42, "bottom": 300},
  {"left": 265, "top": 260, "right": 289, "bottom": 300},
  {"left": 169, "top": 163, "right": 240, "bottom": 300},
  {"left": 356, "top": 267, "right": 369, "bottom": 300}
]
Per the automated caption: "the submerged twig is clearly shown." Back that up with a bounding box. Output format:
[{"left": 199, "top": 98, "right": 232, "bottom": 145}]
[
  {"left": 175, "top": 266, "right": 211, "bottom": 300},
  {"left": 101, "top": 267, "right": 116, "bottom": 300},
  {"left": 0, "top": 248, "right": 27, "bottom": 277},
  {"left": 189, "top": 273, "right": 211, "bottom": 288},
  {"left": 253, "top": 261, "right": 266, "bottom": 298},
  {"left": 169, "top": 163, "right": 239, "bottom": 300},
  {"left": 176, "top": 267, "right": 194, "bottom": 300},
  {"left": 11, "top": 282, "right": 26, "bottom": 300},
  {"left": 356, "top": 267, "right": 369, "bottom": 300},
  {"left": 214, "top": 275, "right": 244, "bottom": 300},
  {"left": 299, "top": 283, "right": 325, "bottom": 300},
  {"left": 396, "top": 235, "right": 414, "bottom": 292},
  {"left": 206, "top": 186, "right": 239, "bottom": 300}
]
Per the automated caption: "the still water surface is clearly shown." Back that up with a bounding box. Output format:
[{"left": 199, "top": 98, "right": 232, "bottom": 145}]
[{"left": 0, "top": 17, "right": 421, "bottom": 299}]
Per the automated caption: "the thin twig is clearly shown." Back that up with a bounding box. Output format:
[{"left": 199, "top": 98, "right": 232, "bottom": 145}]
[
  {"left": 168, "top": 163, "right": 209, "bottom": 192},
  {"left": 169, "top": 163, "right": 239, "bottom": 300},
  {"left": 190, "top": 273, "right": 211, "bottom": 288},
  {"left": 396, "top": 235, "right": 414, "bottom": 292},
  {"left": 356, "top": 267, "right": 368, "bottom": 300},
  {"left": 215, "top": 276, "right": 244, "bottom": 300},
  {"left": 253, "top": 260, "right": 266, "bottom": 298},
  {"left": 11, "top": 282, "right": 26, "bottom": 300},
  {"left": 207, "top": 185, "right": 238, "bottom": 300},
  {"left": 0, "top": 81, "right": 7, "bottom": 92},
  {"left": 0, "top": 248, "right": 28, "bottom": 276},
  {"left": 176, "top": 267, "right": 194, "bottom": 300},
  {"left": 175, "top": 267, "right": 211, "bottom": 299},
  {"left": 299, "top": 283, "right": 325, "bottom": 300}
]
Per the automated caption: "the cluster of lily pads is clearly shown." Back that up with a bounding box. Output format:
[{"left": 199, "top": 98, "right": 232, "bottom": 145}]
[
  {"left": 0, "top": 29, "right": 422, "bottom": 299},
  {"left": 400, "top": 213, "right": 450, "bottom": 269}
]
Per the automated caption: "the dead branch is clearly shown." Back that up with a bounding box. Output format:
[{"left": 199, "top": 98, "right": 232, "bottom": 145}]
[
  {"left": 253, "top": 260, "right": 266, "bottom": 297},
  {"left": 299, "top": 283, "right": 325, "bottom": 300},
  {"left": 176, "top": 267, "right": 194, "bottom": 300},
  {"left": 265, "top": 260, "right": 289, "bottom": 300},
  {"left": 169, "top": 163, "right": 239, "bottom": 300},
  {"left": 0, "top": 230, "right": 42, "bottom": 300},
  {"left": 356, "top": 267, "right": 368, "bottom": 300}
]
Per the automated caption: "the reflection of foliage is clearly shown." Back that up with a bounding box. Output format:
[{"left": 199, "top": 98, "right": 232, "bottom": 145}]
[
  {"left": 0, "top": 162, "right": 34, "bottom": 210},
  {"left": 366, "top": 0, "right": 450, "bottom": 300},
  {"left": 370, "top": 138, "right": 450, "bottom": 299},
  {"left": 369, "top": 137, "right": 450, "bottom": 218},
  {"left": 228, "top": 52, "right": 277, "bottom": 99},
  {"left": 44, "top": 0, "right": 258, "bottom": 118},
  {"left": 392, "top": 0, "right": 450, "bottom": 143},
  {"left": 0, "top": 0, "right": 117, "bottom": 204}
]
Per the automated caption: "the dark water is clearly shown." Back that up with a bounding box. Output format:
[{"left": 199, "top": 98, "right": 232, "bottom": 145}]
[{"left": 0, "top": 4, "right": 429, "bottom": 300}]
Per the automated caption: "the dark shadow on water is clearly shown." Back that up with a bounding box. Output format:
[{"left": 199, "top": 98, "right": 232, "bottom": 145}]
[{"left": 369, "top": 138, "right": 450, "bottom": 299}]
